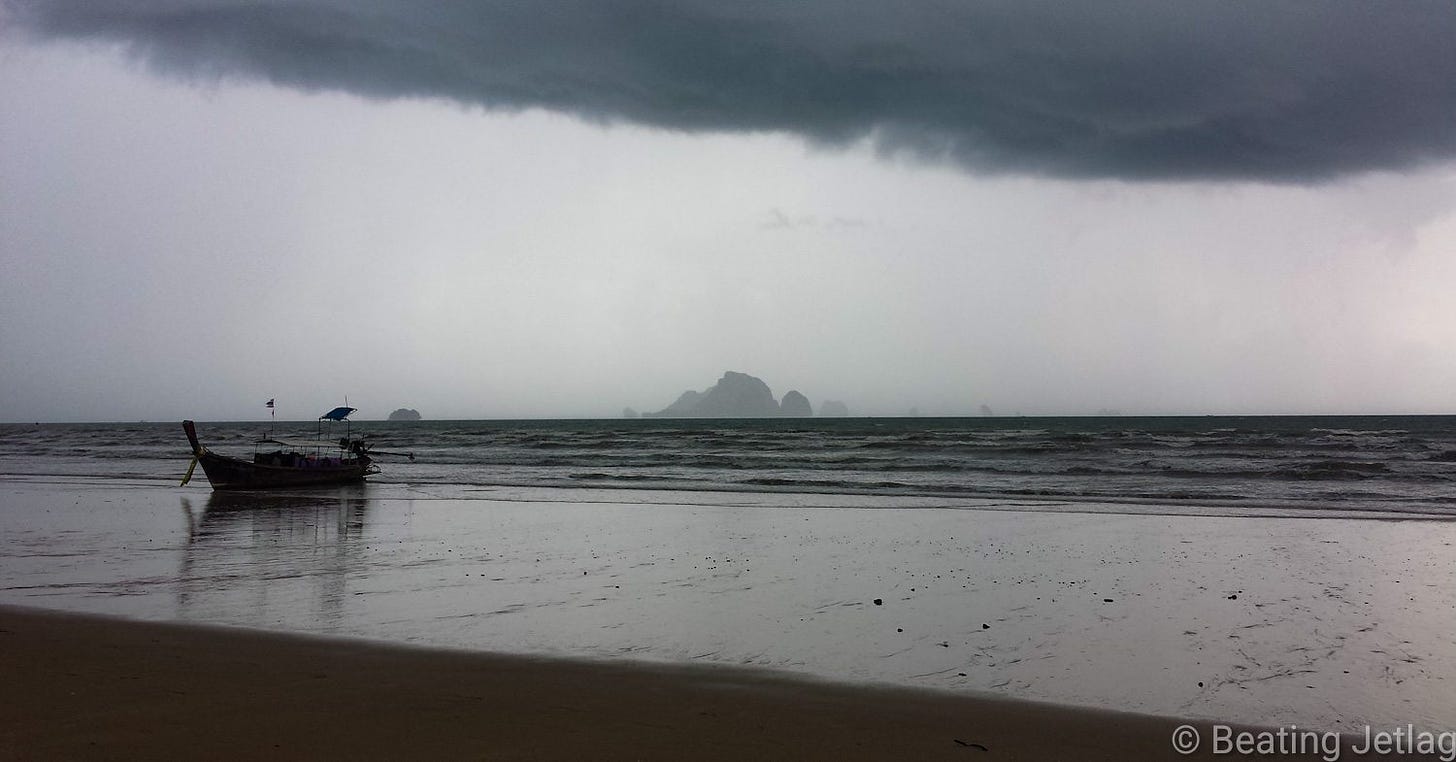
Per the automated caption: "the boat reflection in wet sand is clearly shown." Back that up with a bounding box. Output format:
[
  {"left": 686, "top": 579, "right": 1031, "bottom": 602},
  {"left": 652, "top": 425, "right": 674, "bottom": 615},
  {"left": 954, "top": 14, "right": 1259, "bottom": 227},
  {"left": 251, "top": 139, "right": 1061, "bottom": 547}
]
[{"left": 181, "top": 407, "right": 408, "bottom": 490}]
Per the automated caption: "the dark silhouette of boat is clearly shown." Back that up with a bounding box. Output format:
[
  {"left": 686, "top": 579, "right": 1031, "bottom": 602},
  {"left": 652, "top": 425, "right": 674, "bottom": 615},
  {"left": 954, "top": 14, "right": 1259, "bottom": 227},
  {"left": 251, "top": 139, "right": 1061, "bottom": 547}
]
[{"left": 181, "top": 407, "right": 381, "bottom": 490}]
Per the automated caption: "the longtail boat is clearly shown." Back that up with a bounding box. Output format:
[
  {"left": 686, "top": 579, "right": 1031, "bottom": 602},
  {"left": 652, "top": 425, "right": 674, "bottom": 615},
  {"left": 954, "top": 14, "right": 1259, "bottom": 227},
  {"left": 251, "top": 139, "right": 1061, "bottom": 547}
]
[{"left": 181, "top": 407, "right": 387, "bottom": 490}]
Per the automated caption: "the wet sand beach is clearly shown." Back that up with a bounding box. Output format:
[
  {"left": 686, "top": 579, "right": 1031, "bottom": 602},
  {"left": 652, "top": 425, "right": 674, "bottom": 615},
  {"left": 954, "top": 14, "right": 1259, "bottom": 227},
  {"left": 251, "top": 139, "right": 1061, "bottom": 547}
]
[
  {"left": 2, "top": 475, "right": 1454, "bottom": 756},
  {"left": 0, "top": 605, "right": 1377, "bottom": 761}
]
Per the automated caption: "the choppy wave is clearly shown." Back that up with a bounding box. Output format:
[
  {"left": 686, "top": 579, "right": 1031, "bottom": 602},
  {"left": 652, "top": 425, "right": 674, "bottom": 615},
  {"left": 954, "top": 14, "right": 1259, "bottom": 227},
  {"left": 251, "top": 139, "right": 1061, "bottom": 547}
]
[{"left": 3, "top": 415, "right": 1456, "bottom": 516}]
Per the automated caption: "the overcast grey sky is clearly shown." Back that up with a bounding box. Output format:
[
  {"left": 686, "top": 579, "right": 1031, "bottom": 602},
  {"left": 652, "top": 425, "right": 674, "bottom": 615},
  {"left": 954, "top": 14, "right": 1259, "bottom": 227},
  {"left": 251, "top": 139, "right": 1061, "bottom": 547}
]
[{"left": 3, "top": 1, "right": 1456, "bottom": 421}]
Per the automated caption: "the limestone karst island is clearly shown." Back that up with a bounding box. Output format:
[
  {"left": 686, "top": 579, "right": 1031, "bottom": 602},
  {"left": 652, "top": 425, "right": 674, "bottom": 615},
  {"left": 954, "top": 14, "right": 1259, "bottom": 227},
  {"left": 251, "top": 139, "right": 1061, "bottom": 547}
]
[{"left": 640, "top": 371, "right": 847, "bottom": 418}]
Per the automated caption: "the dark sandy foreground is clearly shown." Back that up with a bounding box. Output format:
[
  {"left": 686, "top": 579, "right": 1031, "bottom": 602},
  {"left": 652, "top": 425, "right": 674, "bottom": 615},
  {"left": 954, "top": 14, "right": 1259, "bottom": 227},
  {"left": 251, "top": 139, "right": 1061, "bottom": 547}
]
[{"left": 0, "top": 606, "right": 1410, "bottom": 761}]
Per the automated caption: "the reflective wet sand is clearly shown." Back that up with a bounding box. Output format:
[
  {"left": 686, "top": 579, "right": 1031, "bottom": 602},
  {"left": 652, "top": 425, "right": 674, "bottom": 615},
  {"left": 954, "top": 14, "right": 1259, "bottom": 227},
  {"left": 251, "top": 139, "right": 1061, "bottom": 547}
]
[{"left": 1, "top": 476, "right": 1452, "bottom": 733}]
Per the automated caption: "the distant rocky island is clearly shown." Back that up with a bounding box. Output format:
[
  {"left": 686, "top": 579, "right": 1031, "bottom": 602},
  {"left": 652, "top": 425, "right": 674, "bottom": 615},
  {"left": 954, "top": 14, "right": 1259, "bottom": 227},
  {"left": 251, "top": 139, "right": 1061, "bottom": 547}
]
[
  {"left": 642, "top": 371, "right": 842, "bottom": 418},
  {"left": 780, "top": 390, "right": 812, "bottom": 417},
  {"left": 387, "top": 408, "right": 422, "bottom": 421}
]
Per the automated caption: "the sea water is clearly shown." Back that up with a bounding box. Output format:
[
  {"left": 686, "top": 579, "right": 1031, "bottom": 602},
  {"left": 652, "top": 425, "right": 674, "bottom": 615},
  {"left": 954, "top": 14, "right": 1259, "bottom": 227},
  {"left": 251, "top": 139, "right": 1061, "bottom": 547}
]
[
  {"left": 3, "top": 416, "right": 1455, "bottom": 731},
  {"left": 4, "top": 415, "right": 1456, "bottom": 517}
]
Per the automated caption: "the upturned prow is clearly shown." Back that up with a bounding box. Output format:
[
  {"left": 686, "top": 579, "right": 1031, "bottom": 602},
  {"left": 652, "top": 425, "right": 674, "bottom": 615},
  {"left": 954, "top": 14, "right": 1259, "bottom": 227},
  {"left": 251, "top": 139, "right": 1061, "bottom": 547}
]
[{"left": 181, "top": 420, "right": 203, "bottom": 456}]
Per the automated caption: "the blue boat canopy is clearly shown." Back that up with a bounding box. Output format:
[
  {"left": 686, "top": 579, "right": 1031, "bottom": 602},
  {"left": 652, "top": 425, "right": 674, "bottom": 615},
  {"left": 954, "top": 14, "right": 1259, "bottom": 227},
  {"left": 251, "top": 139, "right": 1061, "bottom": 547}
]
[{"left": 320, "top": 406, "right": 356, "bottom": 421}]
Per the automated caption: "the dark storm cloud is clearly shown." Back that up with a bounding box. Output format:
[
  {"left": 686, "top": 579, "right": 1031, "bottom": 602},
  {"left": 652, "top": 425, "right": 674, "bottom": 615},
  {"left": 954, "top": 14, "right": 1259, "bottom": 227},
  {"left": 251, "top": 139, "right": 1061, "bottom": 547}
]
[{"left": 9, "top": 1, "right": 1456, "bottom": 181}]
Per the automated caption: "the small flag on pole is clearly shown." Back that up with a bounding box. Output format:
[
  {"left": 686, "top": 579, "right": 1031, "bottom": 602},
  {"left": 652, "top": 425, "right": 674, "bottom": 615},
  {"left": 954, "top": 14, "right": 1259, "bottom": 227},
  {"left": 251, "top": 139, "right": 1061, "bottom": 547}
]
[{"left": 265, "top": 398, "right": 275, "bottom": 409}]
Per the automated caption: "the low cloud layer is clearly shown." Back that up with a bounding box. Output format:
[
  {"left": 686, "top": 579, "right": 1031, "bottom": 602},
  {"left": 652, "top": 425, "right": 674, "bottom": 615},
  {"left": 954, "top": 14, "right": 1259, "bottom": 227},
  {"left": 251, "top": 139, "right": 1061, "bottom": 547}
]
[{"left": 8, "top": 1, "right": 1456, "bottom": 181}]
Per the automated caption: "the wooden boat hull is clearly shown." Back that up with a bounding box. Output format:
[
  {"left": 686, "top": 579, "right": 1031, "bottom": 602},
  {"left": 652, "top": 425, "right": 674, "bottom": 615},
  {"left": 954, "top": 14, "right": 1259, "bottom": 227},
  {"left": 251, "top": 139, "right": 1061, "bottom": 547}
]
[
  {"left": 183, "top": 420, "right": 373, "bottom": 490},
  {"left": 196, "top": 450, "right": 371, "bottom": 490}
]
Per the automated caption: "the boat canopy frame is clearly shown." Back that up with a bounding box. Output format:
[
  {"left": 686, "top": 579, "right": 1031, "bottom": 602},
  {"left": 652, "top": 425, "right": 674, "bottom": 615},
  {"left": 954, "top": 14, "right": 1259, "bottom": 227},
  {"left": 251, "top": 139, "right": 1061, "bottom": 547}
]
[{"left": 315, "top": 406, "right": 357, "bottom": 441}]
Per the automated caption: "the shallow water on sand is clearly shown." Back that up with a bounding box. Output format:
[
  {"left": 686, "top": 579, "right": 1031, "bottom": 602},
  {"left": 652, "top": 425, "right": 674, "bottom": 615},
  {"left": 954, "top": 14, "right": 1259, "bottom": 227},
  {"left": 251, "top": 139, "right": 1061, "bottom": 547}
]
[{"left": 1, "top": 475, "right": 1452, "bottom": 733}]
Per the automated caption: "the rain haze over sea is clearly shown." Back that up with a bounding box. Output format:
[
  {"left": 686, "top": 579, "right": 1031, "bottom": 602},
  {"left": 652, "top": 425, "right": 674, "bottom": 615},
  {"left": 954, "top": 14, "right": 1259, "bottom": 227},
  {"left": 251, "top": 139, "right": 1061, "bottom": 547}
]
[{"left": 5, "top": 3, "right": 1456, "bottom": 423}]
